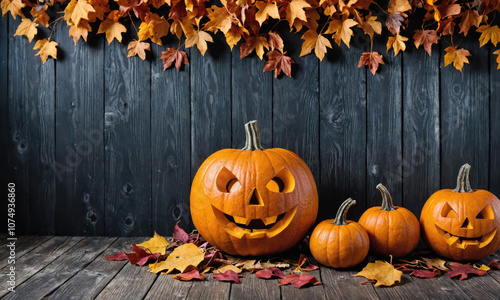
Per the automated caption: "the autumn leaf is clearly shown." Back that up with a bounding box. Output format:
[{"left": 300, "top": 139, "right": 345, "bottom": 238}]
[
  {"left": 240, "top": 35, "right": 269, "bottom": 59},
  {"left": 354, "top": 260, "right": 403, "bottom": 287},
  {"left": 358, "top": 14, "right": 381, "bottom": 39},
  {"left": 410, "top": 269, "right": 440, "bottom": 279},
  {"left": 475, "top": 264, "right": 490, "bottom": 272},
  {"left": 148, "top": 243, "right": 204, "bottom": 274},
  {"left": 297, "top": 254, "right": 319, "bottom": 271},
  {"left": 205, "top": 5, "right": 233, "bottom": 34},
  {"left": 285, "top": 0, "right": 311, "bottom": 28},
  {"left": 173, "top": 270, "right": 205, "bottom": 281},
  {"left": 413, "top": 29, "right": 439, "bottom": 56},
  {"left": 325, "top": 17, "right": 358, "bottom": 47},
  {"left": 447, "top": 262, "right": 487, "bottom": 280},
  {"left": 31, "top": 6, "right": 50, "bottom": 27},
  {"left": 213, "top": 264, "right": 243, "bottom": 274},
  {"left": 255, "top": 1, "right": 280, "bottom": 25},
  {"left": 279, "top": 274, "right": 321, "bottom": 288},
  {"left": 97, "top": 11, "right": 127, "bottom": 44},
  {"left": 69, "top": 20, "right": 92, "bottom": 44},
  {"left": 127, "top": 40, "right": 150, "bottom": 60},
  {"left": 444, "top": 46, "right": 471, "bottom": 72},
  {"left": 488, "top": 259, "right": 500, "bottom": 269},
  {"left": 160, "top": 48, "right": 189, "bottom": 71},
  {"left": 173, "top": 221, "right": 190, "bottom": 243},
  {"left": 87, "top": 0, "right": 110, "bottom": 22},
  {"left": 225, "top": 25, "right": 249, "bottom": 50},
  {"left": 263, "top": 50, "right": 294, "bottom": 77},
  {"left": 255, "top": 267, "right": 285, "bottom": 279},
  {"left": 117, "top": 0, "right": 149, "bottom": 20},
  {"left": 386, "top": 12, "right": 405, "bottom": 35},
  {"left": 421, "top": 257, "right": 449, "bottom": 271},
  {"left": 185, "top": 30, "right": 214, "bottom": 56},
  {"left": 137, "top": 13, "right": 170, "bottom": 45},
  {"left": 34, "top": 38, "right": 58, "bottom": 63},
  {"left": 387, "top": 33, "right": 407, "bottom": 56},
  {"left": 137, "top": 232, "right": 169, "bottom": 255},
  {"left": 388, "top": 0, "right": 411, "bottom": 13},
  {"left": 268, "top": 31, "right": 284, "bottom": 52},
  {"left": 1, "top": 0, "right": 25, "bottom": 19},
  {"left": 235, "top": 259, "right": 258, "bottom": 270},
  {"left": 105, "top": 252, "right": 128, "bottom": 261},
  {"left": 459, "top": 9, "right": 482, "bottom": 36},
  {"left": 477, "top": 25, "right": 500, "bottom": 47},
  {"left": 14, "top": 18, "right": 38, "bottom": 42},
  {"left": 300, "top": 30, "right": 332, "bottom": 61},
  {"left": 213, "top": 270, "right": 242, "bottom": 283},
  {"left": 358, "top": 51, "right": 384, "bottom": 75},
  {"left": 70, "top": 0, "right": 95, "bottom": 26},
  {"left": 125, "top": 244, "right": 160, "bottom": 266}
]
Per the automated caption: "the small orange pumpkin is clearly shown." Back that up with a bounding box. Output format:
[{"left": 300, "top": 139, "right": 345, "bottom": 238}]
[
  {"left": 358, "top": 184, "right": 420, "bottom": 257},
  {"left": 420, "top": 163, "right": 500, "bottom": 261},
  {"left": 190, "top": 121, "right": 318, "bottom": 256},
  {"left": 309, "top": 198, "right": 370, "bottom": 268}
]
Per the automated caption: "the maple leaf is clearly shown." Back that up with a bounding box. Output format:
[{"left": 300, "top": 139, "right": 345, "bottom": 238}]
[
  {"left": 205, "top": 5, "right": 233, "bottom": 34},
  {"left": 173, "top": 221, "right": 190, "bottom": 243},
  {"left": 297, "top": 254, "right": 319, "bottom": 271},
  {"left": 255, "top": 267, "right": 285, "bottom": 279},
  {"left": 421, "top": 257, "right": 449, "bottom": 271},
  {"left": 69, "top": 20, "right": 92, "bottom": 44},
  {"left": 459, "top": 9, "right": 482, "bottom": 36},
  {"left": 436, "top": 1, "right": 461, "bottom": 20},
  {"left": 33, "top": 38, "right": 58, "bottom": 63},
  {"left": 285, "top": 0, "right": 311, "bottom": 28},
  {"left": 213, "top": 270, "right": 242, "bottom": 283},
  {"left": 97, "top": 11, "right": 127, "bottom": 44},
  {"left": 291, "top": 9, "right": 320, "bottom": 32},
  {"left": 136, "top": 232, "right": 169, "bottom": 255},
  {"left": 325, "top": 17, "right": 358, "bottom": 47},
  {"left": 354, "top": 260, "right": 403, "bottom": 287},
  {"left": 14, "top": 18, "right": 38, "bottom": 42},
  {"left": 268, "top": 31, "right": 284, "bottom": 52},
  {"left": 185, "top": 30, "right": 214, "bottom": 56},
  {"left": 31, "top": 6, "right": 50, "bottom": 27},
  {"left": 148, "top": 0, "right": 167, "bottom": 9},
  {"left": 87, "top": 0, "right": 110, "bottom": 22},
  {"left": 127, "top": 40, "right": 151, "bottom": 60},
  {"left": 388, "top": 0, "right": 411, "bottom": 13},
  {"left": 475, "top": 264, "right": 490, "bottom": 272},
  {"left": 300, "top": 30, "right": 332, "bottom": 61},
  {"left": 125, "top": 244, "right": 160, "bottom": 266},
  {"left": 358, "top": 14, "right": 382, "bottom": 39},
  {"left": 240, "top": 35, "right": 268, "bottom": 59},
  {"left": 173, "top": 270, "right": 205, "bottom": 281},
  {"left": 235, "top": 259, "right": 258, "bottom": 270},
  {"left": 279, "top": 274, "right": 321, "bottom": 288},
  {"left": 1, "top": 0, "right": 24, "bottom": 19},
  {"left": 137, "top": 13, "right": 170, "bottom": 45},
  {"left": 488, "top": 259, "right": 500, "bottom": 269},
  {"left": 413, "top": 30, "right": 440, "bottom": 56},
  {"left": 105, "top": 252, "right": 128, "bottom": 261},
  {"left": 444, "top": 46, "right": 471, "bottom": 72},
  {"left": 225, "top": 25, "right": 249, "bottom": 50},
  {"left": 477, "top": 25, "right": 500, "bottom": 47},
  {"left": 213, "top": 264, "right": 243, "bottom": 274},
  {"left": 410, "top": 269, "right": 440, "bottom": 279},
  {"left": 71, "top": 0, "right": 95, "bottom": 26},
  {"left": 255, "top": 1, "right": 280, "bottom": 25},
  {"left": 447, "top": 262, "right": 487, "bottom": 280},
  {"left": 263, "top": 50, "right": 294, "bottom": 77},
  {"left": 386, "top": 12, "right": 405, "bottom": 35},
  {"left": 358, "top": 51, "right": 384, "bottom": 75},
  {"left": 160, "top": 48, "right": 189, "bottom": 71},
  {"left": 148, "top": 243, "right": 204, "bottom": 274},
  {"left": 117, "top": 0, "right": 149, "bottom": 21},
  {"left": 387, "top": 33, "right": 408, "bottom": 56}
]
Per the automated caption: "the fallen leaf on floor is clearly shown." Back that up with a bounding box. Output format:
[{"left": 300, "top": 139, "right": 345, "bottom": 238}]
[
  {"left": 410, "top": 269, "right": 440, "bottom": 279},
  {"left": 174, "top": 221, "right": 190, "bottom": 244},
  {"left": 213, "top": 270, "right": 242, "bottom": 283},
  {"left": 279, "top": 274, "right": 321, "bottom": 288},
  {"left": 354, "top": 260, "right": 402, "bottom": 287},
  {"left": 447, "top": 262, "right": 487, "bottom": 280},
  {"left": 235, "top": 259, "right": 257, "bottom": 270},
  {"left": 296, "top": 254, "right": 319, "bottom": 272},
  {"left": 474, "top": 264, "right": 491, "bottom": 272},
  {"left": 255, "top": 267, "right": 285, "bottom": 279},
  {"left": 105, "top": 252, "right": 128, "bottom": 261},
  {"left": 359, "top": 279, "right": 376, "bottom": 285},
  {"left": 125, "top": 244, "right": 161, "bottom": 266},
  {"left": 213, "top": 264, "right": 242, "bottom": 274},
  {"left": 173, "top": 270, "right": 205, "bottom": 281},
  {"left": 149, "top": 243, "right": 204, "bottom": 274},
  {"left": 488, "top": 259, "right": 500, "bottom": 269},
  {"left": 422, "top": 257, "right": 449, "bottom": 271},
  {"left": 136, "top": 232, "right": 169, "bottom": 255}
]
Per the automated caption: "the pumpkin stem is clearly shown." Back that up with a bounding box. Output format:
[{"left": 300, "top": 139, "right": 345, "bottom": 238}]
[
  {"left": 333, "top": 198, "right": 356, "bottom": 226},
  {"left": 452, "top": 163, "right": 473, "bottom": 193},
  {"left": 377, "top": 184, "right": 395, "bottom": 211},
  {"left": 242, "top": 120, "right": 264, "bottom": 151}
]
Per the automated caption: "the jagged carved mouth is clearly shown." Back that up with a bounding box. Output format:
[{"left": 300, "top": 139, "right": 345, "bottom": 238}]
[
  {"left": 212, "top": 206, "right": 297, "bottom": 239},
  {"left": 435, "top": 225, "right": 497, "bottom": 249}
]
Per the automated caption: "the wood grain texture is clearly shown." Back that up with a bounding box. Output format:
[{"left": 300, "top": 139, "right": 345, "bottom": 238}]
[
  {"left": 151, "top": 44, "right": 191, "bottom": 234},
  {"left": 144, "top": 272, "right": 193, "bottom": 300},
  {"left": 371, "top": 274, "right": 428, "bottom": 300},
  {"left": 3, "top": 237, "right": 116, "bottom": 300},
  {"left": 0, "top": 235, "right": 52, "bottom": 269},
  {"left": 320, "top": 267, "right": 379, "bottom": 300},
  {"left": 402, "top": 49, "right": 440, "bottom": 218},
  {"left": 440, "top": 37, "right": 489, "bottom": 190},
  {"left": 104, "top": 34, "right": 152, "bottom": 236},
  {"left": 229, "top": 273, "right": 280, "bottom": 300},
  {"left": 319, "top": 43, "right": 367, "bottom": 221},
  {"left": 490, "top": 49, "right": 500, "bottom": 196},
  {"left": 54, "top": 26, "right": 105, "bottom": 236},
  {"left": 406, "top": 273, "right": 471, "bottom": 300},
  {"left": 185, "top": 274, "right": 231, "bottom": 300},
  {"left": 0, "top": 16, "right": 7, "bottom": 230},
  {"left": 280, "top": 269, "right": 325, "bottom": 300},
  {"left": 8, "top": 18, "right": 56, "bottom": 235},
  {"left": 448, "top": 273, "right": 500, "bottom": 300}
]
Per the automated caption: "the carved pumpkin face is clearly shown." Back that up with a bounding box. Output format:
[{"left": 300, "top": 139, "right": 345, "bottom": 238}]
[
  {"left": 190, "top": 121, "right": 318, "bottom": 257},
  {"left": 421, "top": 164, "right": 500, "bottom": 261}
]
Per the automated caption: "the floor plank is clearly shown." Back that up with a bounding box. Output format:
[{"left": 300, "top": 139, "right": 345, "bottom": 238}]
[
  {"left": 230, "top": 273, "right": 280, "bottom": 300},
  {"left": 320, "top": 267, "right": 379, "bottom": 300},
  {"left": 2, "top": 237, "right": 116, "bottom": 299},
  {"left": 405, "top": 274, "right": 471, "bottom": 300},
  {"left": 144, "top": 273, "right": 193, "bottom": 300},
  {"left": 47, "top": 237, "right": 144, "bottom": 300},
  {"left": 0, "top": 236, "right": 52, "bottom": 269},
  {"left": 449, "top": 270, "right": 500, "bottom": 300},
  {"left": 280, "top": 269, "right": 325, "bottom": 300},
  {"left": 371, "top": 274, "right": 428, "bottom": 300},
  {"left": 185, "top": 274, "right": 231, "bottom": 300}
]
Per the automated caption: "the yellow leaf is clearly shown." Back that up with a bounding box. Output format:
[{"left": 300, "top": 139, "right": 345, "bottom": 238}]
[
  {"left": 33, "top": 38, "right": 58, "bottom": 64},
  {"left": 240, "top": 35, "right": 268, "bottom": 60},
  {"left": 422, "top": 257, "right": 449, "bottom": 271},
  {"left": 205, "top": 5, "right": 233, "bottom": 34},
  {"left": 388, "top": 0, "right": 411, "bottom": 13},
  {"left": 71, "top": 0, "right": 95, "bottom": 26},
  {"left": 97, "top": 11, "right": 126, "bottom": 44},
  {"left": 1, "top": 0, "right": 24, "bottom": 19},
  {"left": 31, "top": 6, "right": 50, "bottom": 27},
  {"left": 475, "top": 264, "right": 491, "bottom": 272},
  {"left": 213, "top": 264, "right": 243, "bottom": 274},
  {"left": 359, "top": 14, "right": 381, "bottom": 39},
  {"left": 255, "top": 1, "right": 280, "bottom": 26},
  {"left": 354, "top": 260, "right": 402, "bottom": 287},
  {"left": 386, "top": 33, "right": 408, "bottom": 56},
  {"left": 136, "top": 232, "right": 169, "bottom": 255},
  {"left": 477, "top": 25, "right": 500, "bottom": 47},
  {"left": 14, "top": 18, "right": 38, "bottom": 43},
  {"left": 444, "top": 46, "right": 471, "bottom": 72},
  {"left": 148, "top": 243, "right": 204, "bottom": 274},
  {"left": 138, "top": 13, "right": 170, "bottom": 45},
  {"left": 69, "top": 20, "right": 92, "bottom": 44},
  {"left": 325, "top": 17, "right": 357, "bottom": 47},
  {"left": 185, "top": 30, "right": 213, "bottom": 56},
  {"left": 300, "top": 30, "right": 332, "bottom": 61},
  {"left": 494, "top": 49, "right": 500, "bottom": 70},
  {"left": 225, "top": 25, "right": 248, "bottom": 50},
  {"left": 286, "top": 0, "right": 311, "bottom": 29}
]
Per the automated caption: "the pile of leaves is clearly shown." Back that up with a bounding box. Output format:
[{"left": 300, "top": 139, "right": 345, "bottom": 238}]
[
  {"left": 105, "top": 222, "right": 322, "bottom": 289},
  {"left": 2, "top": 0, "right": 500, "bottom": 75}
]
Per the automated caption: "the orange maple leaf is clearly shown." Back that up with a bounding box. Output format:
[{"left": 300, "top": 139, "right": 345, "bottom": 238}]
[
  {"left": 388, "top": 0, "right": 411, "bottom": 13},
  {"left": 358, "top": 51, "right": 384, "bottom": 75},
  {"left": 458, "top": 9, "right": 482, "bottom": 36},
  {"left": 31, "top": 6, "right": 50, "bottom": 27},
  {"left": 325, "top": 17, "right": 358, "bottom": 47},
  {"left": 127, "top": 40, "right": 150, "bottom": 60},
  {"left": 358, "top": 13, "right": 381, "bottom": 39},
  {"left": 34, "top": 38, "right": 58, "bottom": 63},
  {"left": 291, "top": 9, "right": 319, "bottom": 32},
  {"left": 97, "top": 11, "right": 127, "bottom": 44},
  {"left": 64, "top": 0, "right": 95, "bottom": 26},
  {"left": 1, "top": 0, "right": 24, "bottom": 19},
  {"left": 69, "top": 20, "right": 92, "bottom": 44},
  {"left": 285, "top": 0, "right": 311, "bottom": 29},
  {"left": 263, "top": 50, "right": 294, "bottom": 78},
  {"left": 205, "top": 5, "right": 233, "bottom": 34},
  {"left": 225, "top": 25, "right": 249, "bottom": 50},
  {"left": 413, "top": 29, "right": 439, "bottom": 56},
  {"left": 387, "top": 33, "right": 408, "bottom": 56},
  {"left": 300, "top": 30, "right": 332, "bottom": 61},
  {"left": 494, "top": 49, "right": 500, "bottom": 70},
  {"left": 268, "top": 31, "right": 284, "bottom": 52},
  {"left": 255, "top": 1, "right": 280, "bottom": 25},
  {"left": 240, "top": 35, "right": 268, "bottom": 60},
  {"left": 160, "top": 48, "right": 189, "bottom": 71},
  {"left": 138, "top": 13, "right": 170, "bottom": 45},
  {"left": 14, "top": 18, "right": 38, "bottom": 42},
  {"left": 477, "top": 25, "right": 500, "bottom": 47},
  {"left": 185, "top": 30, "right": 214, "bottom": 56},
  {"left": 87, "top": 0, "right": 110, "bottom": 22},
  {"left": 444, "top": 46, "right": 471, "bottom": 72}
]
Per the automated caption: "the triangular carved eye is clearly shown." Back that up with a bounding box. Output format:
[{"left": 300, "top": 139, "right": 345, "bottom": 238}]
[
  {"left": 266, "top": 167, "right": 295, "bottom": 193},
  {"left": 441, "top": 202, "right": 458, "bottom": 218},
  {"left": 216, "top": 167, "right": 240, "bottom": 193},
  {"left": 477, "top": 204, "right": 494, "bottom": 219}
]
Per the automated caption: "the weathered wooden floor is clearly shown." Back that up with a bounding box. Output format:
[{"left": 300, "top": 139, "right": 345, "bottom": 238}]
[{"left": 1, "top": 236, "right": 499, "bottom": 300}]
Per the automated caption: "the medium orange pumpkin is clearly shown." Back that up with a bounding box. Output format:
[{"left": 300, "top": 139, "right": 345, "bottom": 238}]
[
  {"left": 190, "top": 120, "right": 318, "bottom": 256},
  {"left": 309, "top": 198, "right": 370, "bottom": 268},
  {"left": 420, "top": 163, "right": 500, "bottom": 261},
  {"left": 358, "top": 184, "right": 420, "bottom": 257}
]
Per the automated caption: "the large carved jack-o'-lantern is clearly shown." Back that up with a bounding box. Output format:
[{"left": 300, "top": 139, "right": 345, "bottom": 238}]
[
  {"left": 420, "top": 164, "right": 500, "bottom": 261},
  {"left": 190, "top": 121, "right": 318, "bottom": 256}
]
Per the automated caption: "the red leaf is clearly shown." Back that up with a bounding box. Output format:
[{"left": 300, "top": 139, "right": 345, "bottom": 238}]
[
  {"left": 213, "top": 270, "right": 241, "bottom": 283},
  {"left": 279, "top": 274, "right": 321, "bottom": 288},
  {"left": 105, "top": 252, "right": 128, "bottom": 261},
  {"left": 173, "top": 270, "right": 205, "bottom": 281},
  {"left": 359, "top": 279, "right": 376, "bottom": 285},
  {"left": 160, "top": 48, "right": 189, "bottom": 71},
  {"left": 358, "top": 51, "right": 384, "bottom": 75},
  {"left": 447, "top": 262, "right": 487, "bottom": 280},
  {"left": 410, "top": 269, "right": 440, "bottom": 279},
  {"left": 125, "top": 244, "right": 160, "bottom": 266},
  {"left": 386, "top": 12, "right": 405, "bottom": 35},
  {"left": 174, "top": 221, "right": 190, "bottom": 244},
  {"left": 488, "top": 259, "right": 500, "bottom": 269},
  {"left": 255, "top": 267, "right": 285, "bottom": 279},
  {"left": 263, "top": 50, "right": 294, "bottom": 78},
  {"left": 298, "top": 254, "right": 319, "bottom": 271}
]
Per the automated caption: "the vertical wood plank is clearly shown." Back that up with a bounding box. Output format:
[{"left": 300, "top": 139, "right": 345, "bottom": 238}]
[
  {"left": 402, "top": 49, "right": 440, "bottom": 218},
  {"left": 151, "top": 44, "right": 191, "bottom": 234},
  {"left": 490, "top": 49, "right": 500, "bottom": 196},
  {"left": 8, "top": 19, "right": 56, "bottom": 234},
  {"left": 185, "top": 274, "right": 231, "bottom": 300},
  {"left": 441, "top": 37, "right": 489, "bottom": 190},
  {"left": 104, "top": 35, "right": 152, "bottom": 236},
  {"left": 366, "top": 37, "right": 403, "bottom": 208},
  {"left": 54, "top": 26, "right": 105, "bottom": 235},
  {"left": 319, "top": 43, "right": 367, "bottom": 221}
]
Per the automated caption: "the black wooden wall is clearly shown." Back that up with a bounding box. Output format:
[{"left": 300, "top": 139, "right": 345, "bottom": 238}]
[{"left": 1, "top": 16, "right": 499, "bottom": 237}]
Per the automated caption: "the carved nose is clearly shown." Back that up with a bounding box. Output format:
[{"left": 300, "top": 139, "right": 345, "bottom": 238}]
[
  {"left": 461, "top": 217, "right": 473, "bottom": 229},
  {"left": 248, "top": 189, "right": 264, "bottom": 206}
]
